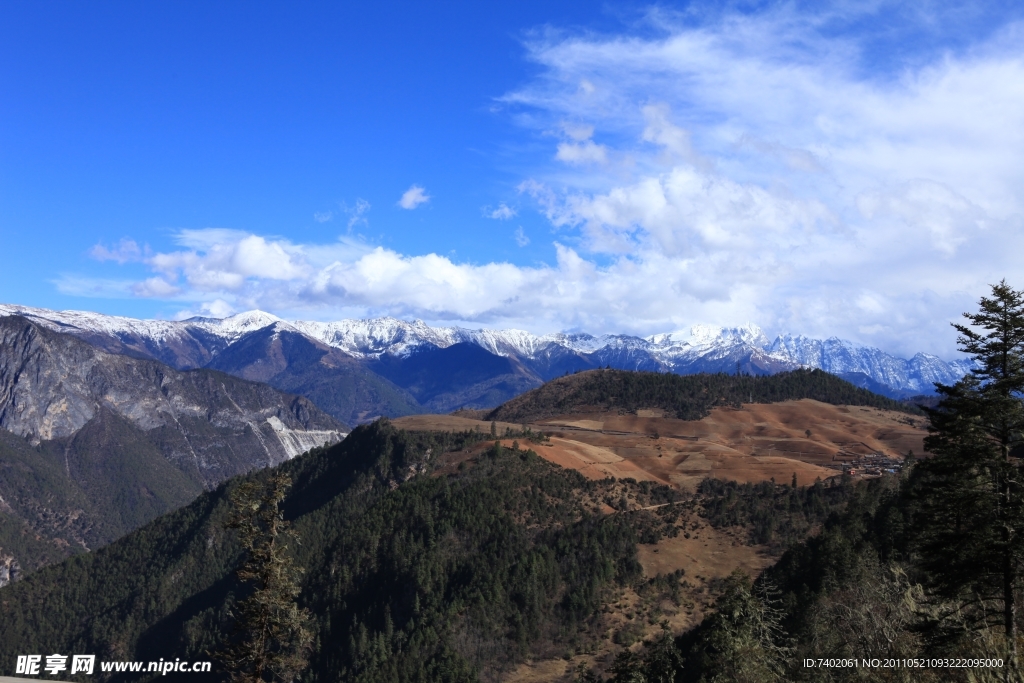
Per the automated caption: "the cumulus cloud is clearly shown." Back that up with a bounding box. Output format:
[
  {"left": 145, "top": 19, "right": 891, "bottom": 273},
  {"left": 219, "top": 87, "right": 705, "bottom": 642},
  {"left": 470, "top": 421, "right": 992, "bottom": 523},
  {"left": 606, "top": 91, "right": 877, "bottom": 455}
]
[
  {"left": 313, "top": 211, "right": 334, "bottom": 223},
  {"left": 131, "top": 277, "right": 182, "bottom": 298},
  {"left": 398, "top": 185, "right": 430, "bottom": 209},
  {"left": 496, "top": 5, "right": 1024, "bottom": 355},
  {"left": 78, "top": 6, "right": 1024, "bottom": 357},
  {"left": 555, "top": 140, "right": 608, "bottom": 165},
  {"left": 552, "top": 121, "right": 608, "bottom": 165},
  {"left": 89, "top": 227, "right": 775, "bottom": 332},
  {"left": 148, "top": 232, "right": 307, "bottom": 289}
]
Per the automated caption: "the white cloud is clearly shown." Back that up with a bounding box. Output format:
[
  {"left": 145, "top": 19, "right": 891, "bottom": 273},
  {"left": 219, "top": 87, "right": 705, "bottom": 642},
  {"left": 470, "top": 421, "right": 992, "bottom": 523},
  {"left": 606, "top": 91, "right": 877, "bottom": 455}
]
[
  {"left": 552, "top": 120, "right": 609, "bottom": 165},
  {"left": 640, "top": 103, "right": 708, "bottom": 169},
  {"left": 488, "top": 203, "right": 517, "bottom": 220},
  {"left": 131, "top": 277, "right": 182, "bottom": 298},
  {"left": 555, "top": 140, "right": 608, "bottom": 165},
  {"left": 173, "top": 299, "right": 236, "bottom": 320},
  {"left": 398, "top": 185, "right": 430, "bottom": 209},
  {"left": 345, "top": 198, "right": 371, "bottom": 228},
  {"left": 82, "top": 217, "right": 1023, "bottom": 356},
  {"left": 149, "top": 234, "right": 307, "bottom": 288},
  {"left": 53, "top": 275, "right": 136, "bottom": 298},
  {"left": 89, "top": 238, "right": 146, "bottom": 264},
  {"left": 90, "top": 228, "right": 768, "bottom": 332},
  {"left": 314, "top": 199, "right": 370, "bottom": 227},
  {"left": 79, "top": 8, "right": 1024, "bottom": 358},
  {"left": 494, "top": 8, "right": 1024, "bottom": 356},
  {"left": 514, "top": 226, "right": 530, "bottom": 247},
  {"left": 562, "top": 122, "right": 595, "bottom": 141}
]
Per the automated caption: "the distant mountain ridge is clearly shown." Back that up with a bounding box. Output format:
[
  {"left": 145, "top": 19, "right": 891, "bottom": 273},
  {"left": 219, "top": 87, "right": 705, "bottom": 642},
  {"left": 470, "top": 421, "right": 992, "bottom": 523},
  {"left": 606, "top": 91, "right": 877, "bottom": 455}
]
[{"left": 0, "top": 303, "right": 972, "bottom": 401}]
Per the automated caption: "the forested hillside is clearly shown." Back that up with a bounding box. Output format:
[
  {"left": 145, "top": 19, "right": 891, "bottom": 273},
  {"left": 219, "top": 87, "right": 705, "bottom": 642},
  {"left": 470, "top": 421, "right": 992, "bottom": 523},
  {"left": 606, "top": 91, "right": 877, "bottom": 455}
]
[
  {"left": 0, "top": 420, "right": 691, "bottom": 682},
  {"left": 597, "top": 283, "right": 1024, "bottom": 683},
  {"left": 487, "top": 368, "right": 916, "bottom": 423},
  {"left": 595, "top": 470, "right": 948, "bottom": 682}
]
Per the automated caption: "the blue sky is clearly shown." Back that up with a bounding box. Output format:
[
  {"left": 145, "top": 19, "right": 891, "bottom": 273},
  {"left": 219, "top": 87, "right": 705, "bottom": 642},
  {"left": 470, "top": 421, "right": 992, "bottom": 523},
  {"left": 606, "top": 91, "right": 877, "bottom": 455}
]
[{"left": 3, "top": 1, "right": 1024, "bottom": 357}]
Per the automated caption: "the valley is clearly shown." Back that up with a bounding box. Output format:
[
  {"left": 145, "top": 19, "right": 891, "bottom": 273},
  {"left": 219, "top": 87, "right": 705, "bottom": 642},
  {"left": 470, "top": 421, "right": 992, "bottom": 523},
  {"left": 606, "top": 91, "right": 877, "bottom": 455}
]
[
  {"left": 0, "top": 304, "right": 951, "bottom": 682},
  {"left": 0, "top": 416, "right": 860, "bottom": 682}
]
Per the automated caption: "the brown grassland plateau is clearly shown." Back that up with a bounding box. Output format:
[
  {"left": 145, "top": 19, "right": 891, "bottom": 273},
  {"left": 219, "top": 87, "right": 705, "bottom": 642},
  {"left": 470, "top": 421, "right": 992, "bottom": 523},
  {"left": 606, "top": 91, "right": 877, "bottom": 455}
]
[{"left": 391, "top": 397, "right": 927, "bottom": 680}]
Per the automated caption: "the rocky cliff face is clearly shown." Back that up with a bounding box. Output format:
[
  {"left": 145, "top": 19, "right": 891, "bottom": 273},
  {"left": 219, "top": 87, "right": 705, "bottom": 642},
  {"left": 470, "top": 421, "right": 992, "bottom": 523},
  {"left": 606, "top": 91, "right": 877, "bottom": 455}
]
[
  {"left": 0, "top": 315, "right": 347, "bottom": 579},
  {"left": 0, "top": 316, "right": 345, "bottom": 465},
  {"left": 0, "top": 553, "right": 19, "bottom": 588}
]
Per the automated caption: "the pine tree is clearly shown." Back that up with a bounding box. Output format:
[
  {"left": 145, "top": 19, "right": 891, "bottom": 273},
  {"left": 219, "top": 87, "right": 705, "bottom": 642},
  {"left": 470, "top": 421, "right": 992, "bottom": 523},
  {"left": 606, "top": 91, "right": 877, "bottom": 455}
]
[
  {"left": 915, "top": 281, "right": 1024, "bottom": 670},
  {"left": 216, "top": 473, "right": 312, "bottom": 683},
  {"left": 690, "top": 572, "right": 788, "bottom": 683}
]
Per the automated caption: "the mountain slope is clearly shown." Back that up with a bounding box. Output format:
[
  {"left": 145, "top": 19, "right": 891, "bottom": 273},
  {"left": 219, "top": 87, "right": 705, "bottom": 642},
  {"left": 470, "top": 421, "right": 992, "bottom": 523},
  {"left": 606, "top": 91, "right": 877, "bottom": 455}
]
[
  {"left": 368, "top": 342, "right": 544, "bottom": 412},
  {"left": 0, "top": 303, "right": 973, "bottom": 404},
  {"left": 0, "top": 420, "right": 685, "bottom": 681},
  {"left": 204, "top": 324, "right": 422, "bottom": 425},
  {"left": 0, "top": 315, "right": 347, "bottom": 578}
]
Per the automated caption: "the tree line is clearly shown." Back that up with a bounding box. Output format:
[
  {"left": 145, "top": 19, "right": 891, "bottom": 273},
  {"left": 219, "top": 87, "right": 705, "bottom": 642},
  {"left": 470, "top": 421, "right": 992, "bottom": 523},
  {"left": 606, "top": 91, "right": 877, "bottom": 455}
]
[{"left": 488, "top": 367, "right": 917, "bottom": 423}]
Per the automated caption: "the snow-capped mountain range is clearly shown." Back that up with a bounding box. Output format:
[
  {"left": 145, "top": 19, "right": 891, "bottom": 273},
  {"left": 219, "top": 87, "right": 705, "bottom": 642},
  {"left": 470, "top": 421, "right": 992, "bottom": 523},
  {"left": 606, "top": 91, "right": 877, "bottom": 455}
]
[{"left": 0, "top": 303, "right": 972, "bottom": 399}]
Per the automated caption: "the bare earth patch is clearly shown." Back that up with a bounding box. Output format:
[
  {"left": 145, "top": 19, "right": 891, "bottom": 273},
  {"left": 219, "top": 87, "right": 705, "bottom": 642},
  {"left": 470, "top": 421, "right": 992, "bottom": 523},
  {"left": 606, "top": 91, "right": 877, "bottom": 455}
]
[
  {"left": 399, "top": 400, "right": 927, "bottom": 682},
  {"left": 391, "top": 414, "right": 526, "bottom": 434},
  {"left": 533, "top": 399, "right": 925, "bottom": 490}
]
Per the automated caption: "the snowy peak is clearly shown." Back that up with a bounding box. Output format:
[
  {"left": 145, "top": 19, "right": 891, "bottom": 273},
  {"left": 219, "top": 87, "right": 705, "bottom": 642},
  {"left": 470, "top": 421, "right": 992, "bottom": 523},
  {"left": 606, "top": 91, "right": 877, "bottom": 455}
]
[
  {"left": 290, "top": 317, "right": 464, "bottom": 358},
  {"left": 688, "top": 323, "right": 770, "bottom": 349},
  {"left": 0, "top": 303, "right": 971, "bottom": 397},
  {"left": 213, "top": 310, "right": 285, "bottom": 338},
  {"left": 647, "top": 324, "right": 770, "bottom": 352}
]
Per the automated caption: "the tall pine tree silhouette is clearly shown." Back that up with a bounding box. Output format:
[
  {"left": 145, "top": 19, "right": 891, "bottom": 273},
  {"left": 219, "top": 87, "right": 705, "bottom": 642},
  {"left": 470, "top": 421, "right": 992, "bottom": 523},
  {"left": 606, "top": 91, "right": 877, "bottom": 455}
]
[{"left": 916, "top": 280, "right": 1024, "bottom": 671}]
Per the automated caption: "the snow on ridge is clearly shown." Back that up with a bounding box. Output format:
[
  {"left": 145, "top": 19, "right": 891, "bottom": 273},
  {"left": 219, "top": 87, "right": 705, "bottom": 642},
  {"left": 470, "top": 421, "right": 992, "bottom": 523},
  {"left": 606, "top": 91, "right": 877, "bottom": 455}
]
[
  {"left": 0, "top": 303, "right": 972, "bottom": 394},
  {"left": 646, "top": 324, "right": 770, "bottom": 351},
  {"left": 290, "top": 317, "right": 562, "bottom": 359},
  {"left": 462, "top": 328, "right": 546, "bottom": 357},
  {"left": 290, "top": 317, "right": 465, "bottom": 358},
  {"left": 0, "top": 303, "right": 194, "bottom": 342},
  {"left": 214, "top": 310, "right": 284, "bottom": 336},
  {"left": 686, "top": 323, "right": 769, "bottom": 349}
]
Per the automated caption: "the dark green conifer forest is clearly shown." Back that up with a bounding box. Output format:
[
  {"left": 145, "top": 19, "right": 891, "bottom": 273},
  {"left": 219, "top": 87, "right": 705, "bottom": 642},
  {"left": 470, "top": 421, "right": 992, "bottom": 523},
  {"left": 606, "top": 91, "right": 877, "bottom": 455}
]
[
  {"left": 488, "top": 367, "right": 916, "bottom": 423},
  {"left": 0, "top": 420, "right": 685, "bottom": 682}
]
